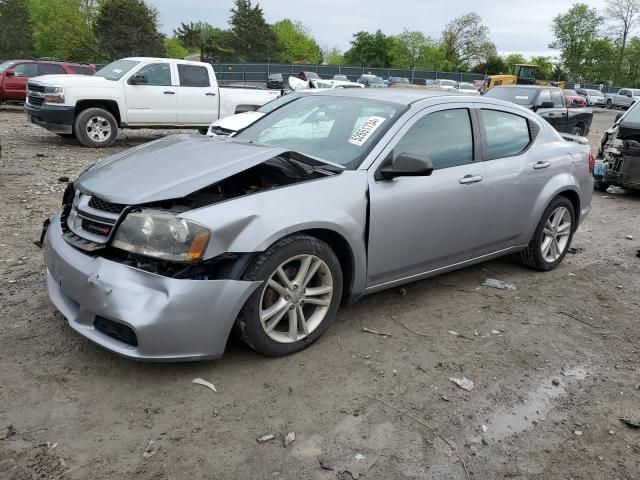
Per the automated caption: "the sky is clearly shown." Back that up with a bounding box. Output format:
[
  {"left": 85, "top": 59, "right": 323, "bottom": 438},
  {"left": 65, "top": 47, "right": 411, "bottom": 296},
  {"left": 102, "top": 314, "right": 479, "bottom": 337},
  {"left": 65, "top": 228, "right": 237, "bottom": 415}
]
[{"left": 148, "top": 0, "right": 609, "bottom": 59}]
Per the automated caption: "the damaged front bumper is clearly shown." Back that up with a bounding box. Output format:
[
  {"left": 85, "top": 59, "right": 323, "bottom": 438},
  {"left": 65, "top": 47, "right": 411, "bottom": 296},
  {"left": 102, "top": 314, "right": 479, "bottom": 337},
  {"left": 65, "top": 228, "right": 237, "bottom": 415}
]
[{"left": 42, "top": 214, "right": 261, "bottom": 361}]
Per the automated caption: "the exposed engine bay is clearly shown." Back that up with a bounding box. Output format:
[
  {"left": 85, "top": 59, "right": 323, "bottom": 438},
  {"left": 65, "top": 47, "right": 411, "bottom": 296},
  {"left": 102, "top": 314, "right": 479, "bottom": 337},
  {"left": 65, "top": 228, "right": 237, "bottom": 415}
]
[{"left": 597, "top": 119, "right": 640, "bottom": 191}]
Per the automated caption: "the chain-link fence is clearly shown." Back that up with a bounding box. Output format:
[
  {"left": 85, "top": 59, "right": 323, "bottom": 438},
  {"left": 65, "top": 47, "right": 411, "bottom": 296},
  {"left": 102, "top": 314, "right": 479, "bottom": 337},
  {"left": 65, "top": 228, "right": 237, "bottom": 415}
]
[{"left": 211, "top": 62, "right": 487, "bottom": 85}]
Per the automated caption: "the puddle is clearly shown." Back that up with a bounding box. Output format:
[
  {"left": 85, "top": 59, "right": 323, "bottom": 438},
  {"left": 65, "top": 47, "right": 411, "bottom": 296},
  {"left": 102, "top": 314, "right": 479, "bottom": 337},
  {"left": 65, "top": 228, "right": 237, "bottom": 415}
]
[{"left": 474, "top": 366, "right": 590, "bottom": 443}]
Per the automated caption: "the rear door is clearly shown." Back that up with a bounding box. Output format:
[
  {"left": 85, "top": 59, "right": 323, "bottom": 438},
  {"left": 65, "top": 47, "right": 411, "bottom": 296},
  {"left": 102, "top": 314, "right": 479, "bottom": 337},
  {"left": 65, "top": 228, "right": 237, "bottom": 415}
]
[
  {"left": 124, "top": 61, "right": 176, "bottom": 124},
  {"left": 536, "top": 89, "right": 568, "bottom": 132},
  {"left": 38, "top": 63, "right": 66, "bottom": 76},
  {"left": 4, "top": 62, "right": 37, "bottom": 100},
  {"left": 176, "top": 63, "right": 219, "bottom": 124},
  {"left": 475, "top": 105, "right": 555, "bottom": 253},
  {"left": 366, "top": 104, "right": 487, "bottom": 287}
]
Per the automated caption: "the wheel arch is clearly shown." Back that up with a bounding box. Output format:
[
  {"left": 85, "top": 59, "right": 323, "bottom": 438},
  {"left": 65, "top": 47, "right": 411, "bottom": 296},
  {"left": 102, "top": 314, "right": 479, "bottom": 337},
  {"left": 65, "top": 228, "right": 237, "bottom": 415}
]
[{"left": 75, "top": 100, "right": 121, "bottom": 124}]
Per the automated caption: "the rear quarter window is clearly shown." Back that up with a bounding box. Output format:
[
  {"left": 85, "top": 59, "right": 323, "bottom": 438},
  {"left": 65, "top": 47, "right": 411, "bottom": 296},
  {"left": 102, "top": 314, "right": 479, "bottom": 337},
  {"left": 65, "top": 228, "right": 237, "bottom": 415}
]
[{"left": 480, "top": 109, "right": 531, "bottom": 159}]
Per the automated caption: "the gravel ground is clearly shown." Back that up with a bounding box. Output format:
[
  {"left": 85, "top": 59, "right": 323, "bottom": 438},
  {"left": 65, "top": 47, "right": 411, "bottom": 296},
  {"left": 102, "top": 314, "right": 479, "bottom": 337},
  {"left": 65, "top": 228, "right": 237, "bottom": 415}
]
[{"left": 0, "top": 107, "right": 639, "bottom": 479}]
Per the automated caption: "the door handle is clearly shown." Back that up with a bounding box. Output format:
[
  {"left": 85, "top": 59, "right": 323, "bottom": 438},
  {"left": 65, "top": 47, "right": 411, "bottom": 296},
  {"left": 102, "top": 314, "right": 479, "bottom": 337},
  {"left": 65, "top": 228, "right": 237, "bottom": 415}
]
[
  {"left": 163, "top": 91, "right": 175, "bottom": 95},
  {"left": 534, "top": 161, "right": 551, "bottom": 170},
  {"left": 205, "top": 92, "right": 217, "bottom": 96},
  {"left": 459, "top": 174, "right": 483, "bottom": 184}
]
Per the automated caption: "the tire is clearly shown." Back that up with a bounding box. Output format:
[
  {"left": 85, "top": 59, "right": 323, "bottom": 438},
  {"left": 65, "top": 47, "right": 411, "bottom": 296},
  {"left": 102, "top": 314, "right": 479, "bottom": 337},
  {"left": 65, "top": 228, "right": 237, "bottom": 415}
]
[
  {"left": 73, "top": 107, "right": 117, "bottom": 148},
  {"left": 594, "top": 180, "right": 610, "bottom": 191},
  {"left": 198, "top": 128, "right": 209, "bottom": 135},
  {"left": 517, "top": 196, "right": 576, "bottom": 271},
  {"left": 235, "top": 235, "right": 343, "bottom": 357},
  {"left": 571, "top": 126, "right": 583, "bottom": 136},
  {"left": 606, "top": 99, "right": 613, "bottom": 109}
]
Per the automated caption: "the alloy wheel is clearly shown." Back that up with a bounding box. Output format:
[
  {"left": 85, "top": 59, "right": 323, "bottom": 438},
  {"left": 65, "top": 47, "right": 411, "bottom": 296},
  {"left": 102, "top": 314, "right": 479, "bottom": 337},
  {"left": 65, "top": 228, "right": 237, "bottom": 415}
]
[
  {"left": 85, "top": 116, "right": 112, "bottom": 143},
  {"left": 259, "top": 254, "right": 333, "bottom": 344},
  {"left": 541, "top": 206, "right": 572, "bottom": 262}
]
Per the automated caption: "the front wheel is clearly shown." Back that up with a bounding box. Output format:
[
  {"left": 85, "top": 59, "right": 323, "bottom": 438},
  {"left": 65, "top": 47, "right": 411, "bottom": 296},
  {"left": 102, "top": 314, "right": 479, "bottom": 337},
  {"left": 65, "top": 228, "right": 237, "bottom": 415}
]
[
  {"left": 606, "top": 99, "right": 613, "bottom": 109},
  {"left": 74, "top": 107, "right": 118, "bottom": 148},
  {"left": 236, "top": 235, "right": 343, "bottom": 357},
  {"left": 517, "top": 196, "right": 576, "bottom": 271}
]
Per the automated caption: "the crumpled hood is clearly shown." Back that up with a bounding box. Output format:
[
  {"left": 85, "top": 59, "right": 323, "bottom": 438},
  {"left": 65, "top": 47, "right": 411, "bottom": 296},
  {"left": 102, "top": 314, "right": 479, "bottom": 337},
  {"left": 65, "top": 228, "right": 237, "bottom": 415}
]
[{"left": 77, "top": 135, "right": 289, "bottom": 204}]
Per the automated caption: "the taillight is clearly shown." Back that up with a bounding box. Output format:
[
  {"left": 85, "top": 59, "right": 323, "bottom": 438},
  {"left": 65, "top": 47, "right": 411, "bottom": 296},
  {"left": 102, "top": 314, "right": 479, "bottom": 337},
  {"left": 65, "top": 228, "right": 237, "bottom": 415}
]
[{"left": 588, "top": 152, "right": 595, "bottom": 174}]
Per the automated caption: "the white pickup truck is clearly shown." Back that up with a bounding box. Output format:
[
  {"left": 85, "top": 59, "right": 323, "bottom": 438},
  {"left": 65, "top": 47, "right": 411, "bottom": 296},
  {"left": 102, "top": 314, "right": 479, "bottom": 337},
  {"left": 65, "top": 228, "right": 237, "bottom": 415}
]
[
  {"left": 605, "top": 88, "right": 640, "bottom": 109},
  {"left": 24, "top": 57, "right": 280, "bottom": 147}
]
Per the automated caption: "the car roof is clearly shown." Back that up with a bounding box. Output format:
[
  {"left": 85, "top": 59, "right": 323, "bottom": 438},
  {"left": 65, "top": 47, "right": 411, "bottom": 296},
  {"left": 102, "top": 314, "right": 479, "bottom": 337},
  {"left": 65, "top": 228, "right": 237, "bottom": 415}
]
[
  {"left": 312, "top": 88, "right": 498, "bottom": 106},
  {"left": 492, "top": 85, "right": 560, "bottom": 91}
]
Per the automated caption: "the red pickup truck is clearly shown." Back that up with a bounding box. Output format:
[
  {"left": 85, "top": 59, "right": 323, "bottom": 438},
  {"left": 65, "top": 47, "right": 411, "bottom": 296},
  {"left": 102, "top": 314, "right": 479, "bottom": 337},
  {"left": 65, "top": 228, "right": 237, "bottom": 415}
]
[{"left": 0, "top": 60, "right": 95, "bottom": 104}]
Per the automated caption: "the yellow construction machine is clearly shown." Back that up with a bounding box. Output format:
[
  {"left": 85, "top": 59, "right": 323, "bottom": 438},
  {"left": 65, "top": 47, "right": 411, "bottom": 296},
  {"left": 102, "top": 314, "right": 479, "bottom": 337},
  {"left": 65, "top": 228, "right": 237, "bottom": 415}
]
[{"left": 479, "top": 64, "right": 565, "bottom": 93}]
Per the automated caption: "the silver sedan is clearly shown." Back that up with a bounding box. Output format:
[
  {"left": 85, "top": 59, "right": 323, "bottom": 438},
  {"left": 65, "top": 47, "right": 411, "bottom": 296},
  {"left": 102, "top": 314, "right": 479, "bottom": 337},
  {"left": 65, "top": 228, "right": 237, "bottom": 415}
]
[{"left": 42, "top": 89, "right": 594, "bottom": 361}]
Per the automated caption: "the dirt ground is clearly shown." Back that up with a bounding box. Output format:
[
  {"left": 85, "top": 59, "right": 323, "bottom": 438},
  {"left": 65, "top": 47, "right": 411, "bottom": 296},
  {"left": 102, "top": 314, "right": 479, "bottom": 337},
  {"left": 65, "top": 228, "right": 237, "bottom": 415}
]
[{"left": 0, "top": 107, "right": 638, "bottom": 480}]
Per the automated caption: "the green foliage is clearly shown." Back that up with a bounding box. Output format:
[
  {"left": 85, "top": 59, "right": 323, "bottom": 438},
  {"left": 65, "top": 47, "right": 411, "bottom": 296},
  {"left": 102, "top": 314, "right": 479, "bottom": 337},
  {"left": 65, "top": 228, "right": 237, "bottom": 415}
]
[
  {"left": 272, "top": 19, "right": 322, "bottom": 64},
  {"left": 472, "top": 54, "right": 508, "bottom": 75},
  {"left": 503, "top": 53, "right": 527, "bottom": 66},
  {"left": 323, "top": 46, "right": 344, "bottom": 65},
  {"left": 95, "top": 0, "right": 164, "bottom": 61},
  {"left": 173, "top": 21, "right": 235, "bottom": 61},
  {"left": 529, "top": 56, "right": 554, "bottom": 80},
  {"left": 0, "top": 0, "right": 34, "bottom": 58},
  {"left": 229, "top": 0, "right": 278, "bottom": 61},
  {"left": 550, "top": 3, "right": 603, "bottom": 81},
  {"left": 28, "top": 0, "right": 98, "bottom": 60},
  {"left": 344, "top": 30, "right": 394, "bottom": 67},
  {"left": 390, "top": 30, "right": 429, "bottom": 69},
  {"left": 419, "top": 41, "right": 454, "bottom": 71},
  {"left": 163, "top": 37, "right": 190, "bottom": 59}
]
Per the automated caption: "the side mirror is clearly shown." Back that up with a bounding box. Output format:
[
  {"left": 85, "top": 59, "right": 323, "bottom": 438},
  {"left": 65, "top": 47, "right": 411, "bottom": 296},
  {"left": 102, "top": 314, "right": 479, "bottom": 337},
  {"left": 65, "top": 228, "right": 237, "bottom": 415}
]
[
  {"left": 129, "top": 73, "right": 148, "bottom": 85},
  {"left": 539, "top": 101, "right": 555, "bottom": 109},
  {"left": 378, "top": 154, "right": 434, "bottom": 180},
  {"left": 5, "top": 70, "right": 15, "bottom": 77}
]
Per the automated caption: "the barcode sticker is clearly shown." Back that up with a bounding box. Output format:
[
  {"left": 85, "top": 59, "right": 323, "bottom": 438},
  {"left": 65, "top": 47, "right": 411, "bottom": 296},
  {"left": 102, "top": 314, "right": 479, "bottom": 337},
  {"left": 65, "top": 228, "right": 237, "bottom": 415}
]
[{"left": 348, "top": 116, "right": 386, "bottom": 146}]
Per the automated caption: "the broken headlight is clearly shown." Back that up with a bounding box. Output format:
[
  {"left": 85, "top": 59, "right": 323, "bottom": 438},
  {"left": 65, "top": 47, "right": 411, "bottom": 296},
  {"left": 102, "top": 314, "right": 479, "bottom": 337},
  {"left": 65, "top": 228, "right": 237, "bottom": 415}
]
[{"left": 112, "top": 211, "right": 210, "bottom": 262}]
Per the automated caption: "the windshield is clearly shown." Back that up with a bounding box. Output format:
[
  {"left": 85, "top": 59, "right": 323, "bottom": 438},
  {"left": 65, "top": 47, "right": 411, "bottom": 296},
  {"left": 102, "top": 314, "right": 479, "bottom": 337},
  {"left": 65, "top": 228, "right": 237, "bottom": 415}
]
[
  {"left": 257, "top": 93, "right": 302, "bottom": 113},
  {"left": 365, "top": 77, "right": 383, "bottom": 84},
  {"left": 484, "top": 87, "right": 536, "bottom": 105},
  {"left": 564, "top": 90, "right": 578, "bottom": 95},
  {"left": 235, "top": 95, "right": 404, "bottom": 169},
  {"left": 586, "top": 89, "right": 602, "bottom": 95},
  {"left": 95, "top": 59, "right": 140, "bottom": 80},
  {"left": 622, "top": 101, "right": 640, "bottom": 123},
  {"left": 439, "top": 80, "right": 455, "bottom": 86},
  {"left": 458, "top": 83, "right": 475, "bottom": 90},
  {"left": 391, "top": 77, "right": 409, "bottom": 83},
  {"left": 0, "top": 61, "right": 16, "bottom": 73}
]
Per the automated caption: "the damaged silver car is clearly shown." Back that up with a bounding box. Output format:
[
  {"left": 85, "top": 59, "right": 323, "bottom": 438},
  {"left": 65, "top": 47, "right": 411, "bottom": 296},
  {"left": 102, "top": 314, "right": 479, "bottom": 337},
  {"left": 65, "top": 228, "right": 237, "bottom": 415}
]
[{"left": 42, "top": 89, "right": 594, "bottom": 361}]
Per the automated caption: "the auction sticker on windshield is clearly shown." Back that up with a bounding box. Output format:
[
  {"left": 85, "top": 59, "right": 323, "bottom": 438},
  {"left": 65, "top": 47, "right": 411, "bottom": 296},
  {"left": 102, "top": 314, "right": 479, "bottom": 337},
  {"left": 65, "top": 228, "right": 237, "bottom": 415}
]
[{"left": 349, "top": 116, "right": 386, "bottom": 146}]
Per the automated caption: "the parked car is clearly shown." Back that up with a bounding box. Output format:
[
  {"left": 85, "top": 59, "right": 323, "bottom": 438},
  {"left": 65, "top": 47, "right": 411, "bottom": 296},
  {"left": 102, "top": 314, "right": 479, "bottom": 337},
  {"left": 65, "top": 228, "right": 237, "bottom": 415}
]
[
  {"left": 295, "top": 71, "right": 320, "bottom": 81},
  {"left": 266, "top": 73, "right": 283, "bottom": 89},
  {"left": 605, "top": 88, "right": 640, "bottom": 109},
  {"left": 483, "top": 85, "right": 593, "bottom": 136},
  {"left": 563, "top": 89, "right": 587, "bottom": 108},
  {"left": 594, "top": 101, "right": 640, "bottom": 191},
  {"left": 433, "top": 79, "right": 456, "bottom": 90},
  {"left": 41, "top": 89, "right": 594, "bottom": 361},
  {"left": 0, "top": 59, "right": 95, "bottom": 104},
  {"left": 332, "top": 74, "right": 349, "bottom": 81},
  {"left": 386, "top": 76, "right": 410, "bottom": 86},
  {"left": 24, "top": 57, "right": 280, "bottom": 147},
  {"left": 454, "top": 82, "right": 479, "bottom": 95},
  {"left": 357, "top": 74, "right": 385, "bottom": 87},
  {"left": 575, "top": 88, "right": 606, "bottom": 107}
]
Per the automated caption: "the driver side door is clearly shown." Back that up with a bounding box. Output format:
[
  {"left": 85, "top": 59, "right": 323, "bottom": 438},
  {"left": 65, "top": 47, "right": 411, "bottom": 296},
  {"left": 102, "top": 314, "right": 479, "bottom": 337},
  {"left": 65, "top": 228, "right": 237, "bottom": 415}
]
[
  {"left": 124, "top": 62, "right": 177, "bottom": 124},
  {"left": 366, "top": 104, "right": 487, "bottom": 289}
]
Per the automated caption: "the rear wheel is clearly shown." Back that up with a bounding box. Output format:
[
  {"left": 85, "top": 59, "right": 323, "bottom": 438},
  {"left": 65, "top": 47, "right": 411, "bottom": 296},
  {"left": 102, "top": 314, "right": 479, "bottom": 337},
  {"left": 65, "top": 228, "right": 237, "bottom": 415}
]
[
  {"left": 518, "top": 196, "right": 575, "bottom": 271},
  {"left": 74, "top": 107, "right": 117, "bottom": 148},
  {"left": 198, "top": 128, "right": 209, "bottom": 135},
  {"left": 236, "top": 235, "right": 343, "bottom": 357},
  {"left": 594, "top": 180, "right": 610, "bottom": 191}
]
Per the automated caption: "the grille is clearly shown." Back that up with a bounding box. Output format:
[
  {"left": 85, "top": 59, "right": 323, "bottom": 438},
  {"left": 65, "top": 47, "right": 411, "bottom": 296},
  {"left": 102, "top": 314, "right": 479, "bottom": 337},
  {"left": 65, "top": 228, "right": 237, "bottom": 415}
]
[
  {"left": 28, "top": 95, "right": 44, "bottom": 106},
  {"left": 94, "top": 317, "right": 138, "bottom": 347},
  {"left": 28, "top": 83, "right": 45, "bottom": 93},
  {"left": 88, "top": 196, "right": 125, "bottom": 214},
  {"left": 81, "top": 218, "right": 113, "bottom": 237}
]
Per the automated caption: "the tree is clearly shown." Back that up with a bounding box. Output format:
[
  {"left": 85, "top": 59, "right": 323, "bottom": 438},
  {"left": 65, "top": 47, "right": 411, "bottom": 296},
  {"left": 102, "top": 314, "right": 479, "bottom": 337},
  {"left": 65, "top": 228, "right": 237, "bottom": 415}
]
[
  {"left": 344, "top": 30, "right": 393, "bottom": 67},
  {"left": 229, "top": 0, "right": 278, "bottom": 61},
  {"left": 0, "top": 0, "right": 34, "bottom": 58},
  {"left": 392, "top": 30, "right": 429, "bottom": 69},
  {"left": 95, "top": 0, "right": 164, "bottom": 61},
  {"left": 419, "top": 41, "right": 454, "bottom": 71},
  {"left": 605, "top": 0, "right": 640, "bottom": 82},
  {"left": 550, "top": 3, "right": 602, "bottom": 81},
  {"left": 323, "top": 46, "right": 344, "bottom": 65},
  {"left": 28, "top": 0, "right": 98, "bottom": 60},
  {"left": 503, "top": 53, "right": 527, "bottom": 66},
  {"left": 472, "top": 54, "right": 508, "bottom": 75},
  {"left": 529, "top": 55, "right": 554, "bottom": 80},
  {"left": 272, "top": 19, "right": 321, "bottom": 63},
  {"left": 163, "top": 37, "right": 190, "bottom": 59},
  {"left": 623, "top": 36, "right": 640, "bottom": 86},
  {"left": 441, "top": 13, "right": 496, "bottom": 69},
  {"left": 174, "top": 21, "right": 235, "bottom": 61}
]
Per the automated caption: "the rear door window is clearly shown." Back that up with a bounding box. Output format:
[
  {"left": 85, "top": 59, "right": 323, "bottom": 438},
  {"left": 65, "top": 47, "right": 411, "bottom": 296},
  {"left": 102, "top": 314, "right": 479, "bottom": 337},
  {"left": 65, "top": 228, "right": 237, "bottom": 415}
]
[
  {"left": 178, "top": 65, "right": 210, "bottom": 87},
  {"left": 551, "top": 90, "right": 564, "bottom": 107},
  {"left": 71, "top": 65, "right": 94, "bottom": 75},
  {"left": 38, "top": 63, "right": 66, "bottom": 75},
  {"left": 480, "top": 109, "right": 531, "bottom": 159}
]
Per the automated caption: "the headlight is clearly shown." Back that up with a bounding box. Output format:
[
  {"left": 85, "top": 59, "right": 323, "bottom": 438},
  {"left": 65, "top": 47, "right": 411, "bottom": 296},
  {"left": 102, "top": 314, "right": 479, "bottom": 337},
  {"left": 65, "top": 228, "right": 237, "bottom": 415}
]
[
  {"left": 44, "top": 85, "right": 64, "bottom": 104},
  {"left": 112, "top": 210, "right": 210, "bottom": 262}
]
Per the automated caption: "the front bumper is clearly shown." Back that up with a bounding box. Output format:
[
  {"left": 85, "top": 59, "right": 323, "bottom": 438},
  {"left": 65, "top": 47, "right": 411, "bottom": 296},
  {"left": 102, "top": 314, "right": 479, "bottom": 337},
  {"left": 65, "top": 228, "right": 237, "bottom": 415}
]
[
  {"left": 42, "top": 214, "right": 261, "bottom": 361},
  {"left": 25, "top": 103, "right": 75, "bottom": 134}
]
